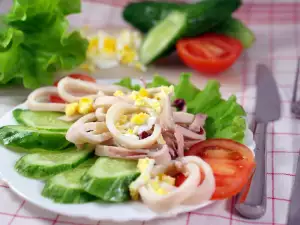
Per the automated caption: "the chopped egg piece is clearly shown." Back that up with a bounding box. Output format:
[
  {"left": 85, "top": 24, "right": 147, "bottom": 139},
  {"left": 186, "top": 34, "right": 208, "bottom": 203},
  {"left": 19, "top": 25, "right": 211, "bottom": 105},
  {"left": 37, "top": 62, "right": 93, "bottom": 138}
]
[
  {"left": 88, "top": 38, "right": 99, "bottom": 54},
  {"left": 137, "top": 158, "right": 152, "bottom": 172},
  {"left": 132, "top": 62, "right": 147, "bottom": 72},
  {"left": 65, "top": 103, "right": 79, "bottom": 117},
  {"left": 150, "top": 101, "right": 161, "bottom": 114},
  {"left": 139, "top": 88, "right": 149, "bottom": 97},
  {"left": 119, "top": 46, "right": 137, "bottom": 64},
  {"left": 156, "top": 188, "right": 168, "bottom": 195},
  {"left": 83, "top": 29, "right": 146, "bottom": 71},
  {"left": 102, "top": 37, "right": 117, "bottom": 54},
  {"left": 129, "top": 158, "right": 155, "bottom": 200},
  {"left": 150, "top": 179, "right": 161, "bottom": 191},
  {"left": 113, "top": 90, "right": 124, "bottom": 97},
  {"left": 78, "top": 97, "right": 94, "bottom": 115},
  {"left": 119, "top": 115, "right": 128, "bottom": 125},
  {"left": 160, "top": 174, "right": 175, "bottom": 186},
  {"left": 131, "top": 112, "right": 149, "bottom": 125},
  {"left": 126, "top": 128, "right": 134, "bottom": 135},
  {"left": 129, "top": 187, "right": 139, "bottom": 201},
  {"left": 161, "top": 85, "right": 174, "bottom": 94}
]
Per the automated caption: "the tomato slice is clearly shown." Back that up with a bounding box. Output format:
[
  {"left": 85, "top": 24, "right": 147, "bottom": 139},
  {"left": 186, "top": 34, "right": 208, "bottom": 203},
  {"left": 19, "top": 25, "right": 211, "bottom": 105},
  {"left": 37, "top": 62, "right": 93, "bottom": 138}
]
[
  {"left": 176, "top": 139, "right": 255, "bottom": 200},
  {"left": 49, "top": 95, "right": 65, "bottom": 103},
  {"left": 176, "top": 34, "right": 243, "bottom": 74},
  {"left": 54, "top": 74, "right": 96, "bottom": 86}
]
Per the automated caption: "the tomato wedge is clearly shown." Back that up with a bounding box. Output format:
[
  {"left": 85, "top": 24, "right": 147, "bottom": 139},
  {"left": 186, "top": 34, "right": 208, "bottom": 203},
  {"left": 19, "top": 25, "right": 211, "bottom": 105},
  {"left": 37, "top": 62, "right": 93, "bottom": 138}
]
[
  {"left": 50, "top": 74, "right": 97, "bottom": 103},
  {"left": 176, "top": 139, "right": 255, "bottom": 200},
  {"left": 176, "top": 34, "right": 243, "bottom": 74},
  {"left": 49, "top": 95, "right": 66, "bottom": 103}
]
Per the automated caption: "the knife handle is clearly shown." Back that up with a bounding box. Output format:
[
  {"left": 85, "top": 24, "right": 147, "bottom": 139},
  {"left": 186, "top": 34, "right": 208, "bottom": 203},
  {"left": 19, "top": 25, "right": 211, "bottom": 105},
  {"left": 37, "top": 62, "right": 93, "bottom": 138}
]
[{"left": 235, "top": 123, "right": 267, "bottom": 219}]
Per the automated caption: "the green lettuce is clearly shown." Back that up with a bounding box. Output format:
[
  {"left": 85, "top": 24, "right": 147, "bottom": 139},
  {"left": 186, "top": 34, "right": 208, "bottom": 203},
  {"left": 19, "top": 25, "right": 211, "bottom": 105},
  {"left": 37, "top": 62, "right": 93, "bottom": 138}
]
[
  {"left": 147, "top": 74, "right": 172, "bottom": 88},
  {"left": 114, "top": 77, "right": 140, "bottom": 91},
  {"left": 0, "top": 0, "right": 88, "bottom": 89},
  {"left": 115, "top": 73, "right": 246, "bottom": 143}
]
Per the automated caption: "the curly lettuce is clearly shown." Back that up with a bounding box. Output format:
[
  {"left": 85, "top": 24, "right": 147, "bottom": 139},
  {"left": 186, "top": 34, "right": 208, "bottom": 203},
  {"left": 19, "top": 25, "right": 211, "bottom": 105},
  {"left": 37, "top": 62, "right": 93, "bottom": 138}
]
[
  {"left": 115, "top": 73, "right": 246, "bottom": 143},
  {"left": 0, "top": 0, "right": 88, "bottom": 89}
]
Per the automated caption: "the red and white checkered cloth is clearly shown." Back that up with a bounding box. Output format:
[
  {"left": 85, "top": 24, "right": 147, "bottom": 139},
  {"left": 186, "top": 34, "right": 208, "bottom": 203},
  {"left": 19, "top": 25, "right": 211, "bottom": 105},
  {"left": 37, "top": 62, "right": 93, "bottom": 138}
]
[{"left": 0, "top": 0, "right": 300, "bottom": 224}]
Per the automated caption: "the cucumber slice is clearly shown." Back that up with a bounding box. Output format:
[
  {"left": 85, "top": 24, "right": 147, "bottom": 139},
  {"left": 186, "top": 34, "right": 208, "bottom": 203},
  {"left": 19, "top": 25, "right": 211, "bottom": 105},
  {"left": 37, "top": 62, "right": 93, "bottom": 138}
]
[
  {"left": 13, "top": 109, "right": 72, "bottom": 131},
  {"left": 0, "top": 125, "right": 70, "bottom": 151},
  {"left": 81, "top": 157, "right": 140, "bottom": 202},
  {"left": 140, "top": 10, "right": 187, "bottom": 65},
  {"left": 42, "top": 158, "right": 98, "bottom": 203},
  {"left": 15, "top": 148, "right": 93, "bottom": 179}
]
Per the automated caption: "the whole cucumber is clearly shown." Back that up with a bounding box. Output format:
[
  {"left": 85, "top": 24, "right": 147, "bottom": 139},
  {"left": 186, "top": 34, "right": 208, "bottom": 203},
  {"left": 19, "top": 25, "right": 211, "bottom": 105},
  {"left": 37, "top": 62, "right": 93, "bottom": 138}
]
[
  {"left": 211, "top": 17, "right": 256, "bottom": 49},
  {"left": 123, "top": 0, "right": 242, "bottom": 37}
]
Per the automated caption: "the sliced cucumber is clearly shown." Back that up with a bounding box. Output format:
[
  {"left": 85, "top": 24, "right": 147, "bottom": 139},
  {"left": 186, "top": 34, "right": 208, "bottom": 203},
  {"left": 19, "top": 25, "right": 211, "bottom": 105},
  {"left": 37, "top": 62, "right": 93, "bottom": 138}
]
[
  {"left": 140, "top": 10, "right": 187, "bottom": 65},
  {"left": 81, "top": 157, "right": 140, "bottom": 202},
  {"left": 0, "top": 125, "right": 70, "bottom": 151},
  {"left": 42, "top": 158, "right": 98, "bottom": 203},
  {"left": 13, "top": 109, "right": 72, "bottom": 131},
  {"left": 15, "top": 148, "right": 93, "bottom": 179}
]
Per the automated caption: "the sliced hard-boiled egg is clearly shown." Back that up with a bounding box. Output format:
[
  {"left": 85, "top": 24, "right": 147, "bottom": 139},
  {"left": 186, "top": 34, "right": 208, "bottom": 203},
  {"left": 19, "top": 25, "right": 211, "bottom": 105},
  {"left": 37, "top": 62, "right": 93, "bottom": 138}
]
[
  {"left": 78, "top": 97, "right": 94, "bottom": 115},
  {"left": 129, "top": 158, "right": 156, "bottom": 200},
  {"left": 113, "top": 90, "right": 124, "bottom": 97},
  {"left": 131, "top": 112, "right": 149, "bottom": 125},
  {"left": 83, "top": 29, "right": 146, "bottom": 71},
  {"left": 65, "top": 102, "right": 79, "bottom": 117}
]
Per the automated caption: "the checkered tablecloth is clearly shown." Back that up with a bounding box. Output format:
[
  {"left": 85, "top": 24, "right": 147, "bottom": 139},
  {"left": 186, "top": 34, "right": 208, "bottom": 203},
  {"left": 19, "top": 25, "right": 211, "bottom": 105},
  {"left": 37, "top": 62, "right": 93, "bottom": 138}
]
[{"left": 1, "top": 0, "right": 300, "bottom": 225}]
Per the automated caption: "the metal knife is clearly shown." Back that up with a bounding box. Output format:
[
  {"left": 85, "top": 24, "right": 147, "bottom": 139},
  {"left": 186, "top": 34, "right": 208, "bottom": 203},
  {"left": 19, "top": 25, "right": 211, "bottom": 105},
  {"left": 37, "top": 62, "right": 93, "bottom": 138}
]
[
  {"left": 287, "top": 143, "right": 300, "bottom": 223},
  {"left": 235, "top": 64, "right": 281, "bottom": 219}
]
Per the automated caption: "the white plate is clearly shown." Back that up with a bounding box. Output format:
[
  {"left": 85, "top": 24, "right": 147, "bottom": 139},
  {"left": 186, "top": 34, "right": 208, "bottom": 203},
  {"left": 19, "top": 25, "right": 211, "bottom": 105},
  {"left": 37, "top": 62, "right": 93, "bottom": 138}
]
[{"left": 0, "top": 102, "right": 255, "bottom": 222}]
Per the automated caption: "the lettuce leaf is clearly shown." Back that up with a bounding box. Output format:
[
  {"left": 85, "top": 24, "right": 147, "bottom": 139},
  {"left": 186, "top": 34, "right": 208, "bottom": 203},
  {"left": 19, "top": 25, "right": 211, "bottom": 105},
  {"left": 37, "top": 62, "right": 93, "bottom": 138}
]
[
  {"left": 0, "top": 0, "right": 88, "bottom": 89},
  {"left": 175, "top": 74, "right": 246, "bottom": 143},
  {"left": 114, "top": 74, "right": 246, "bottom": 143},
  {"left": 147, "top": 74, "right": 172, "bottom": 88},
  {"left": 115, "top": 77, "right": 140, "bottom": 91},
  {"left": 174, "top": 73, "right": 200, "bottom": 102}
]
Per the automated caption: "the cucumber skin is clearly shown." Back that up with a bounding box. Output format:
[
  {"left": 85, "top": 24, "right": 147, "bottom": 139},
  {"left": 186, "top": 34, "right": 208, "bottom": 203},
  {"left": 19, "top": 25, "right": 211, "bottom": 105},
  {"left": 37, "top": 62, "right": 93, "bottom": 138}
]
[
  {"left": 42, "top": 159, "right": 98, "bottom": 203},
  {"left": 123, "top": 0, "right": 242, "bottom": 37},
  {"left": 211, "top": 17, "right": 256, "bottom": 49},
  {"left": 42, "top": 185, "right": 96, "bottom": 203},
  {"left": 0, "top": 125, "right": 70, "bottom": 151},
  {"left": 81, "top": 172, "right": 139, "bottom": 202},
  {"left": 13, "top": 109, "right": 72, "bottom": 131},
  {"left": 15, "top": 150, "right": 93, "bottom": 180}
]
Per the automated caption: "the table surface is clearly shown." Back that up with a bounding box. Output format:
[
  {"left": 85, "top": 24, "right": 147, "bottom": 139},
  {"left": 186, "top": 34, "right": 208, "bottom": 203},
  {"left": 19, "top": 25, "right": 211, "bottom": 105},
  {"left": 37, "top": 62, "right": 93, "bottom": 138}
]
[{"left": 1, "top": 1, "right": 300, "bottom": 225}]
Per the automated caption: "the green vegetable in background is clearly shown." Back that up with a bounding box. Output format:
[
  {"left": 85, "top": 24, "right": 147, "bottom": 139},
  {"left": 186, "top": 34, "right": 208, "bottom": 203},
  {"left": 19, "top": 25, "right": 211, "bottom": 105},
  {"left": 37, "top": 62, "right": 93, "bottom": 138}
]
[
  {"left": 115, "top": 73, "right": 246, "bottom": 143},
  {"left": 123, "top": 0, "right": 241, "bottom": 37},
  {"left": 123, "top": 1, "right": 255, "bottom": 50},
  {"left": 211, "top": 17, "right": 255, "bottom": 49},
  {"left": 0, "top": 0, "right": 88, "bottom": 89}
]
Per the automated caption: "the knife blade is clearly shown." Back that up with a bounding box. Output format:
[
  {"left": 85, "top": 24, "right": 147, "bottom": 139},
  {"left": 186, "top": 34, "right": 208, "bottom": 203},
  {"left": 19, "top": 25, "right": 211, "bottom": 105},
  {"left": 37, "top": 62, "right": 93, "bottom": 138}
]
[{"left": 235, "top": 64, "right": 281, "bottom": 219}]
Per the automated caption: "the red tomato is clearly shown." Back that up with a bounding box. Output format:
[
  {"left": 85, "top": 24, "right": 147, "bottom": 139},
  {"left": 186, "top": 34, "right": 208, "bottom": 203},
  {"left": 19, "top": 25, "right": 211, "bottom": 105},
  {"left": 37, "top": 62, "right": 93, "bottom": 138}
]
[
  {"left": 54, "top": 74, "right": 96, "bottom": 86},
  {"left": 176, "top": 139, "right": 255, "bottom": 200},
  {"left": 49, "top": 95, "right": 65, "bottom": 103},
  {"left": 176, "top": 34, "right": 243, "bottom": 74}
]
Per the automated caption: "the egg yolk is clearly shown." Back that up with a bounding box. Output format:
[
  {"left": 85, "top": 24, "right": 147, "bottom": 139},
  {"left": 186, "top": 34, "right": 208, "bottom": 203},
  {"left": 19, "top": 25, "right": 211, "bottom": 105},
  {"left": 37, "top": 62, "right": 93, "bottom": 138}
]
[
  {"left": 103, "top": 38, "right": 116, "bottom": 53},
  {"left": 131, "top": 112, "right": 149, "bottom": 125}
]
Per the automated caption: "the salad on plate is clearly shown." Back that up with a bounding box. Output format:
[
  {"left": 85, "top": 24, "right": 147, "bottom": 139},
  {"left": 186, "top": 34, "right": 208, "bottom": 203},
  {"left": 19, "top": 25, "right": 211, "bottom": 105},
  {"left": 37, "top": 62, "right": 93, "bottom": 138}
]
[{"left": 0, "top": 73, "right": 256, "bottom": 214}]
